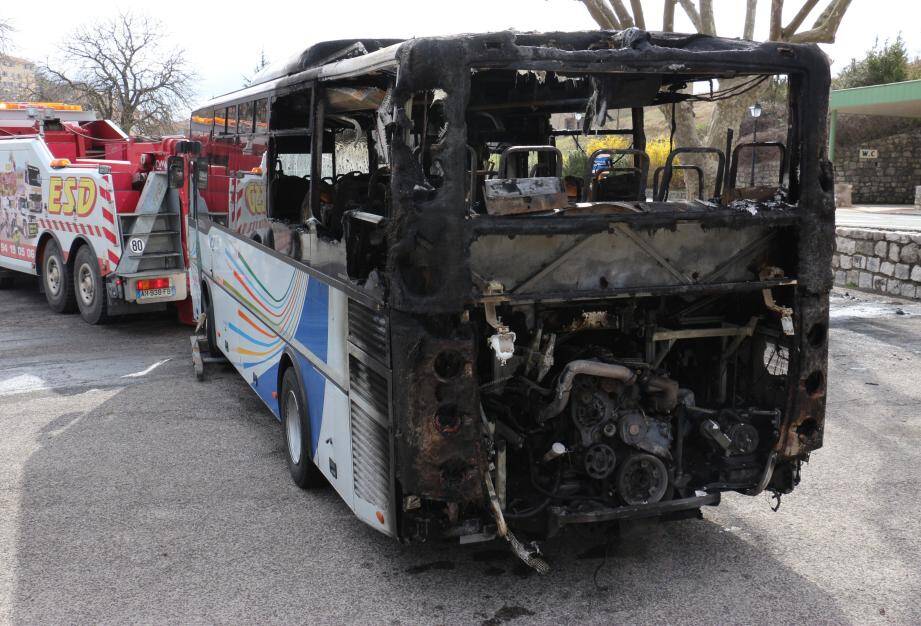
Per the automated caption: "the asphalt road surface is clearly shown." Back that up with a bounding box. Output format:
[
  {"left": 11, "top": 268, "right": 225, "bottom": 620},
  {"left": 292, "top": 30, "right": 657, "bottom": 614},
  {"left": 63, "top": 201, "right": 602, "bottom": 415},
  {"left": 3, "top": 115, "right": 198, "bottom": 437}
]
[{"left": 1, "top": 277, "right": 919, "bottom": 625}]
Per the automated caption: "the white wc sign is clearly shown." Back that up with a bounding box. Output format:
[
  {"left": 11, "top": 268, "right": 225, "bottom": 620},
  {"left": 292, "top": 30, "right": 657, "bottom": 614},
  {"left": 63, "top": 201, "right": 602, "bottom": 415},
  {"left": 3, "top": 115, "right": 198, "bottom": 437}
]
[{"left": 859, "top": 148, "right": 879, "bottom": 160}]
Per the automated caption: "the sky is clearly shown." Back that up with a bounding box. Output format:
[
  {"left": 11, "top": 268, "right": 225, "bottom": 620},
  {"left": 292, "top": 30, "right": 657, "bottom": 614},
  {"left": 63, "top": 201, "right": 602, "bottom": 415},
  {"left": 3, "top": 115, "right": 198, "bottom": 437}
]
[{"left": 2, "top": 0, "right": 919, "bottom": 109}]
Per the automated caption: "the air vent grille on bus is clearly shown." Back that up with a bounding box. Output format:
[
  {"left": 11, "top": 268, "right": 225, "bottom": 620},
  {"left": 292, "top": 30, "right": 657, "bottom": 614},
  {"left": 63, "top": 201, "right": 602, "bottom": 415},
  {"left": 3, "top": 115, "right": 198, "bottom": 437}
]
[
  {"left": 349, "top": 355, "right": 390, "bottom": 510},
  {"left": 348, "top": 302, "right": 389, "bottom": 361}
]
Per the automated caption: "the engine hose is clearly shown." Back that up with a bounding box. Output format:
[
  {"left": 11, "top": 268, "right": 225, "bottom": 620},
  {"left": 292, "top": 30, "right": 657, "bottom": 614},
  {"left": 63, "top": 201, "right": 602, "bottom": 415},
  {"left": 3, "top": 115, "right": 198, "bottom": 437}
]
[{"left": 538, "top": 360, "right": 637, "bottom": 423}]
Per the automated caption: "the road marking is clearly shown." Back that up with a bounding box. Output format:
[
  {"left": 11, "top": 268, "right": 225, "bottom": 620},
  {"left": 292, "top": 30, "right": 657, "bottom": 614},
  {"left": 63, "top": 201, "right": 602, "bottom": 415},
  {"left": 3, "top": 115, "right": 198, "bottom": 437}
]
[{"left": 121, "top": 359, "right": 171, "bottom": 378}]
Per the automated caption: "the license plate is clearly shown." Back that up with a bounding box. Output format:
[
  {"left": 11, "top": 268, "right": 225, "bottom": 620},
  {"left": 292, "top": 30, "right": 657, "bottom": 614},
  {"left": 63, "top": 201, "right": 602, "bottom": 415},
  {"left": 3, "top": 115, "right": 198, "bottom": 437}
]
[{"left": 137, "top": 287, "right": 176, "bottom": 300}]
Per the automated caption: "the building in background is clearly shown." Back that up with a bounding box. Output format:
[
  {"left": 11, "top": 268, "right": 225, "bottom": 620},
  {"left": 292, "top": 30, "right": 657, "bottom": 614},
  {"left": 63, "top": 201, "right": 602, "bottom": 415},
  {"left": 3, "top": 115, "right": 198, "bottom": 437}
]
[
  {"left": 829, "top": 80, "right": 921, "bottom": 205},
  {"left": 0, "top": 56, "right": 37, "bottom": 101}
]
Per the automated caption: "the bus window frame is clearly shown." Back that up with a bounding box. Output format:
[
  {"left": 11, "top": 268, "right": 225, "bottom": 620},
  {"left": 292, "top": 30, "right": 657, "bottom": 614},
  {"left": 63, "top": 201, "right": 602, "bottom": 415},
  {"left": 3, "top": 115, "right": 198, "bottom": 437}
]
[
  {"left": 255, "top": 99, "right": 268, "bottom": 134},
  {"left": 239, "top": 100, "right": 255, "bottom": 135},
  {"left": 266, "top": 85, "right": 316, "bottom": 223},
  {"left": 225, "top": 104, "right": 237, "bottom": 135}
]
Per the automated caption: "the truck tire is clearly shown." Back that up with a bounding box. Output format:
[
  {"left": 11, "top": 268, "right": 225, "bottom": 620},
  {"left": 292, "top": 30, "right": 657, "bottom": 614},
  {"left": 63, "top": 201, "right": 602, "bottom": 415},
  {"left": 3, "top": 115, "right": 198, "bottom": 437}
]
[
  {"left": 42, "top": 239, "right": 76, "bottom": 313},
  {"left": 281, "top": 367, "right": 327, "bottom": 489},
  {"left": 73, "top": 245, "right": 110, "bottom": 325}
]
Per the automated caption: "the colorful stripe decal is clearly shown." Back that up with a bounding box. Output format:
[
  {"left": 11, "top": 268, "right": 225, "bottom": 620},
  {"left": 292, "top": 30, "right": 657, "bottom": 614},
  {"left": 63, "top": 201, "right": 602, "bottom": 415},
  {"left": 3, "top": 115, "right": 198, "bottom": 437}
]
[
  {"left": 231, "top": 249, "right": 295, "bottom": 304},
  {"left": 228, "top": 322, "right": 279, "bottom": 348}
]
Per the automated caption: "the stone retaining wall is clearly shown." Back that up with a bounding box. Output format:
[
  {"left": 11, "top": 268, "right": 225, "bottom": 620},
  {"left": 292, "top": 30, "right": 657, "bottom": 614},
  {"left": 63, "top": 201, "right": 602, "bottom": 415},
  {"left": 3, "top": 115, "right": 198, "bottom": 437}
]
[{"left": 833, "top": 227, "right": 921, "bottom": 298}]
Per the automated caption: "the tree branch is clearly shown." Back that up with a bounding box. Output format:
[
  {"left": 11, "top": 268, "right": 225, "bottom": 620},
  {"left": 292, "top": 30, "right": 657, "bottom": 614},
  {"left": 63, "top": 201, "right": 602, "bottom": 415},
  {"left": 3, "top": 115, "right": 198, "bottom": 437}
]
[
  {"left": 607, "top": 0, "right": 635, "bottom": 28},
  {"left": 580, "top": 0, "right": 620, "bottom": 29},
  {"left": 782, "top": 0, "right": 821, "bottom": 38},
  {"left": 788, "top": 0, "right": 853, "bottom": 43},
  {"left": 629, "top": 0, "right": 646, "bottom": 29},
  {"left": 769, "top": 0, "right": 785, "bottom": 41},
  {"left": 663, "top": 0, "right": 677, "bottom": 31},
  {"left": 676, "top": 0, "right": 703, "bottom": 32},
  {"left": 743, "top": 0, "right": 758, "bottom": 40},
  {"left": 699, "top": 0, "right": 717, "bottom": 35},
  {"left": 0, "top": 19, "right": 12, "bottom": 57}
]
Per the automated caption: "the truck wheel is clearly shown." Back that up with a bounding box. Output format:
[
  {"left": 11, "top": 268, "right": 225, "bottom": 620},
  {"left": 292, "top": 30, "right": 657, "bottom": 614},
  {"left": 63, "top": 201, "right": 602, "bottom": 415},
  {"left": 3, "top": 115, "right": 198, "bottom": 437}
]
[
  {"left": 73, "top": 245, "right": 110, "bottom": 325},
  {"left": 281, "top": 367, "right": 326, "bottom": 489},
  {"left": 42, "top": 240, "right": 76, "bottom": 313}
]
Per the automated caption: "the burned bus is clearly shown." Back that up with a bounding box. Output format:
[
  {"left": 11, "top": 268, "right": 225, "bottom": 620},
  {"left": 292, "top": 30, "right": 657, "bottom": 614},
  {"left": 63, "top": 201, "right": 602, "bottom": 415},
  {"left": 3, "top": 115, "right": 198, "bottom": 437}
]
[{"left": 187, "top": 30, "right": 833, "bottom": 571}]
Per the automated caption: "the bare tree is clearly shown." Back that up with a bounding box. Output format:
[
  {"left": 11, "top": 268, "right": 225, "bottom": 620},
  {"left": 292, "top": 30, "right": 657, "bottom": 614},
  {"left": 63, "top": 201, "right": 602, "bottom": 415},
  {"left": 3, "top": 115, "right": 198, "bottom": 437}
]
[
  {"left": 577, "top": 0, "right": 853, "bottom": 185},
  {"left": 41, "top": 12, "right": 195, "bottom": 136},
  {"left": 0, "top": 17, "right": 12, "bottom": 58},
  {"left": 28, "top": 69, "right": 85, "bottom": 104},
  {"left": 242, "top": 49, "right": 270, "bottom": 88}
]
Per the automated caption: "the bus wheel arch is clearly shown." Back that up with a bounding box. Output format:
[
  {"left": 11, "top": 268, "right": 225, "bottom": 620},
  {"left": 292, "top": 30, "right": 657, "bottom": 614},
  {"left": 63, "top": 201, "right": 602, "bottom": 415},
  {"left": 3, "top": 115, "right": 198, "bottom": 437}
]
[
  {"left": 200, "top": 281, "right": 220, "bottom": 355},
  {"left": 278, "top": 352, "right": 326, "bottom": 489},
  {"left": 276, "top": 352, "right": 294, "bottom": 402}
]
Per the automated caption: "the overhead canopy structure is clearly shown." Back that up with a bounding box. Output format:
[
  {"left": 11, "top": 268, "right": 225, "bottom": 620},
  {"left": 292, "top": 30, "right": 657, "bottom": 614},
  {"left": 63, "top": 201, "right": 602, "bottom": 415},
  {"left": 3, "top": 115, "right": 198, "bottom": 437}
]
[{"left": 829, "top": 79, "right": 921, "bottom": 160}]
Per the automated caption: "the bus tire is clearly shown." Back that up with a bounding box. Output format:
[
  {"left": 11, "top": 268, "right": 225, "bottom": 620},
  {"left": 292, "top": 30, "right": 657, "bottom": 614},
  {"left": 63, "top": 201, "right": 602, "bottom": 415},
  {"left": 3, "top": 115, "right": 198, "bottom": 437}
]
[
  {"left": 73, "top": 245, "right": 110, "bottom": 325},
  {"left": 281, "top": 367, "right": 326, "bottom": 489},
  {"left": 42, "top": 239, "right": 76, "bottom": 314}
]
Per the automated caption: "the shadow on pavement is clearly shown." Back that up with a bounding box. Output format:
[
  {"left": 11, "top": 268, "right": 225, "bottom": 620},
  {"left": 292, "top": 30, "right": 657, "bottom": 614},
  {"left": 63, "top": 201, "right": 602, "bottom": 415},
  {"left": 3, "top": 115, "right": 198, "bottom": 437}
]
[{"left": 10, "top": 377, "right": 850, "bottom": 624}]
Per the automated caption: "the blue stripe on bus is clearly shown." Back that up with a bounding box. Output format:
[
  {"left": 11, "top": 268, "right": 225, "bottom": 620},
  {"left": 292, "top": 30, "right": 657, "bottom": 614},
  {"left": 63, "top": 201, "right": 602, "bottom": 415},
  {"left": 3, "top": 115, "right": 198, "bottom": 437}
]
[
  {"left": 294, "top": 277, "right": 329, "bottom": 363},
  {"left": 228, "top": 322, "right": 279, "bottom": 348}
]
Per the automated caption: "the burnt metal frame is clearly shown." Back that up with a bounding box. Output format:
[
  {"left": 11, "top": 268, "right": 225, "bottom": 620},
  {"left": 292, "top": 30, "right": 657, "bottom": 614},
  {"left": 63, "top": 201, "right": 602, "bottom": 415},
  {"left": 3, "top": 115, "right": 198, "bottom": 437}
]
[
  {"left": 728, "top": 141, "right": 789, "bottom": 189},
  {"left": 657, "top": 147, "right": 727, "bottom": 201},
  {"left": 652, "top": 164, "right": 704, "bottom": 200},
  {"left": 582, "top": 148, "right": 650, "bottom": 201},
  {"left": 379, "top": 31, "right": 833, "bottom": 474},
  {"left": 497, "top": 145, "right": 564, "bottom": 178}
]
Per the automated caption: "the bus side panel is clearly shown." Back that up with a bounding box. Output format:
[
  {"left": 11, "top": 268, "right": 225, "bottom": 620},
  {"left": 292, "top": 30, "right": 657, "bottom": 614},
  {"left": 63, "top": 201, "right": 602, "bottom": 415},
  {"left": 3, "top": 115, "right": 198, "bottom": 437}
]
[
  {"left": 205, "top": 228, "right": 365, "bottom": 513},
  {"left": 293, "top": 351, "right": 355, "bottom": 508}
]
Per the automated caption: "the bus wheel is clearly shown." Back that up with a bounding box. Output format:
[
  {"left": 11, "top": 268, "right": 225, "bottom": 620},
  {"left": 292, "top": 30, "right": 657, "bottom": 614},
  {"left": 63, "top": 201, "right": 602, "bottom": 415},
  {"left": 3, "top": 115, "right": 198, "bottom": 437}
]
[
  {"left": 281, "top": 367, "right": 326, "bottom": 489},
  {"left": 42, "top": 239, "right": 76, "bottom": 314},
  {"left": 73, "top": 245, "right": 110, "bottom": 325}
]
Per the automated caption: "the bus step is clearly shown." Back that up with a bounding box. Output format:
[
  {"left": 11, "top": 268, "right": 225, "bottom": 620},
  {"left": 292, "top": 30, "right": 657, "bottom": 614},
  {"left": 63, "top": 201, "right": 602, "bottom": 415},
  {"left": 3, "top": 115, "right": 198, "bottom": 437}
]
[
  {"left": 128, "top": 252, "right": 182, "bottom": 259},
  {"left": 122, "top": 230, "right": 180, "bottom": 237}
]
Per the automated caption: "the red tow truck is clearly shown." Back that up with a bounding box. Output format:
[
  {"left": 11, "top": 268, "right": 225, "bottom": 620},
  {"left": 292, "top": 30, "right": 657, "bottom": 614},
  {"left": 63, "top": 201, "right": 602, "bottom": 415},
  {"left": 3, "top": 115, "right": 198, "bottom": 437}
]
[{"left": 0, "top": 101, "right": 198, "bottom": 324}]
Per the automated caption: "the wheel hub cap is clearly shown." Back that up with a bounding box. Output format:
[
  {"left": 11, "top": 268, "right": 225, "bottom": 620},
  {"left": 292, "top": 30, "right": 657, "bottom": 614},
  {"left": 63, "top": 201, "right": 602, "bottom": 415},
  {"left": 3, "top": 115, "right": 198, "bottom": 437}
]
[
  {"left": 285, "top": 390, "right": 302, "bottom": 465},
  {"left": 46, "top": 258, "right": 61, "bottom": 296},
  {"left": 78, "top": 264, "right": 94, "bottom": 306}
]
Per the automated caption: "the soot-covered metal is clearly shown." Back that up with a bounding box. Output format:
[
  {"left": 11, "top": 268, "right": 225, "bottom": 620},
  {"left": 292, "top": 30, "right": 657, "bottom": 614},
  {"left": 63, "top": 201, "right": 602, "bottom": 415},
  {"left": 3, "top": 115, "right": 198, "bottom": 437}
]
[{"left": 294, "top": 28, "right": 834, "bottom": 570}]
